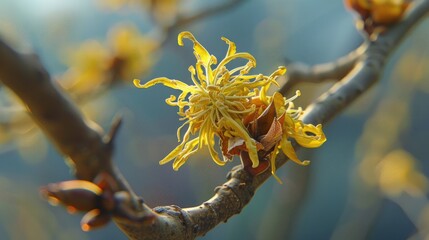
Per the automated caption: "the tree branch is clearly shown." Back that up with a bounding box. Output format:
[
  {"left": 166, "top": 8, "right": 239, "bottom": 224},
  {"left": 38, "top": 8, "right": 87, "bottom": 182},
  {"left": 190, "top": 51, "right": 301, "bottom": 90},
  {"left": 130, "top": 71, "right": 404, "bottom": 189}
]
[
  {"left": 175, "top": 0, "right": 246, "bottom": 28},
  {"left": 0, "top": 0, "right": 428, "bottom": 239},
  {"left": 0, "top": 46, "right": 107, "bottom": 181},
  {"left": 159, "top": 0, "right": 247, "bottom": 46},
  {"left": 279, "top": 44, "right": 365, "bottom": 94},
  {"left": 0, "top": 40, "right": 154, "bottom": 234}
]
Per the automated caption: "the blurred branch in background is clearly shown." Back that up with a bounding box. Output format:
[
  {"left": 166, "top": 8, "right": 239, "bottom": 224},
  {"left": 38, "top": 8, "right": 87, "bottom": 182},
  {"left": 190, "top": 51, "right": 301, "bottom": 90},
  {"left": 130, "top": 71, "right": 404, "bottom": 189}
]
[
  {"left": 280, "top": 44, "right": 366, "bottom": 95},
  {"left": 60, "top": 22, "right": 159, "bottom": 99},
  {"left": 332, "top": 28, "right": 429, "bottom": 240},
  {"left": 161, "top": 0, "right": 246, "bottom": 37},
  {"left": 256, "top": 150, "right": 314, "bottom": 240}
]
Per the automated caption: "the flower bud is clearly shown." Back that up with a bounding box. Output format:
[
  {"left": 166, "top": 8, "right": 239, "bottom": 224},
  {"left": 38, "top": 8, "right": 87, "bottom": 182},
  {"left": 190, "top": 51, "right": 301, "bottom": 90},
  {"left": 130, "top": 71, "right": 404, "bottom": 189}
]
[
  {"left": 40, "top": 180, "right": 102, "bottom": 212},
  {"left": 81, "top": 209, "right": 111, "bottom": 231}
]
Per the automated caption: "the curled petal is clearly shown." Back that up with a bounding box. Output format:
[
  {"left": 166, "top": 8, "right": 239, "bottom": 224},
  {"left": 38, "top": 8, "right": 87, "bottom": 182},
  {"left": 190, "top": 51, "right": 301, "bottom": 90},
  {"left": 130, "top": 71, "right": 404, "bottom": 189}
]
[
  {"left": 223, "top": 114, "right": 259, "bottom": 167},
  {"left": 172, "top": 138, "right": 200, "bottom": 170},
  {"left": 188, "top": 65, "right": 204, "bottom": 88},
  {"left": 268, "top": 67, "right": 286, "bottom": 89},
  {"left": 272, "top": 92, "right": 286, "bottom": 116},
  {"left": 213, "top": 52, "right": 256, "bottom": 84},
  {"left": 159, "top": 143, "right": 185, "bottom": 165},
  {"left": 259, "top": 66, "right": 286, "bottom": 103},
  {"left": 134, "top": 78, "right": 191, "bottom": 91},
  {"left": 195, "top": 61, "right": 207, "bottom": 83},
  {"left": 165, "top": 95, "right": 178, "bottom": 106},
  {"left": 269, "top": 143, "right": 282, "bottom": 184},
  {"left": 160, "top": 125, "right": 194, "bottom": 165},
  {"left": 221, "top": 36, "right": 237, "bottom": 58},
  {"left": 208, "top": 130, "right": 226, "bottom": 166},
  {"left": 280, "top": 139, "right": 310, "bottom": 166},
  {"left": 283, "top": 114, "right": 296, "bottom": 131},
  {"left": 178, "top": 31, "right": 217, "bottom": 69},
  {"left": 293, "top": 122, "right": 327, "bottom": 148}
]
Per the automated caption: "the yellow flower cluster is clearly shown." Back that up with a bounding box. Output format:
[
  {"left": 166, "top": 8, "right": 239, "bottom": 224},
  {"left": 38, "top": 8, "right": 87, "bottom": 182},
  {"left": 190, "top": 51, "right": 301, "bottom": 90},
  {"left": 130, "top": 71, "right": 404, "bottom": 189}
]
[
  {"left": 109, "top": 24, "right": 158, "bottom": 80},
  {"left": 135, "top": 31, "right": 326, "bottom": 178},
  {"left": 61, "top": 23, "right": 158, "bottom": 96},
  {"left": 378, "top": 150, "right": 427, "bottom": 197},
  {"left": 345, "top": 0, "right": 410, "bottom": 25},
  {"left": 100, "top": 0, "right": 179, "bottom": 26}
]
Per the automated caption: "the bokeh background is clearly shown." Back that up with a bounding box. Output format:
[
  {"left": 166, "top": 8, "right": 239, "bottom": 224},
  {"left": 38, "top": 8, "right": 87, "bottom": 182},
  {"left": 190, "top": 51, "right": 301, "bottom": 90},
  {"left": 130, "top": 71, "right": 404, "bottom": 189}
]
[{"left": 1, "top": 0, "right": 429, "bottom": 239}]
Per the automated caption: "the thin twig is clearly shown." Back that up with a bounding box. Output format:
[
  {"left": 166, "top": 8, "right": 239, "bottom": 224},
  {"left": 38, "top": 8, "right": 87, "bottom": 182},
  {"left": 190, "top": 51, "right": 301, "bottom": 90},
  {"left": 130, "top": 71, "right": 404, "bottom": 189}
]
[
  {"left": 171, "top": 0, "right": 246, "bottom": 30},
  {"left": 159, "top": 0, "right": 247, "bottom": 45},
  {"left": 106, "top": 114, "right": 123, "bottom": 146},
  {"left": 279, "top": 43, "right": 366, "bottom": 94}
]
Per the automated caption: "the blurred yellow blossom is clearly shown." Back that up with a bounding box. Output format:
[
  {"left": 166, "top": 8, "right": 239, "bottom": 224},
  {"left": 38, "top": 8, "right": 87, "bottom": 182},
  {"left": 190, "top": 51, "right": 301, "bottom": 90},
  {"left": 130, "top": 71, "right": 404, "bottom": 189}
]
[
  {"left": 61, "top": 40, "right": 110, "bottom": 96},
  {"left": 377, "top": 150, "right": 428, "bottom": 197},
  {"left": 0, "top": 91, "right": 48, "bottom": 163},
  {"left": 345, "top": 0, "right": 411, "bottom": 36},
  {"left": 371, "top": 0, "right": 411, "bottom": 24},
  {"left": 99, "top": 0, "right": 179, "bottom": 26},
  {"left": 134, "top": 31, "right": 326, "bottom": 179},
  {"left": 107, "top": 23, "right": 159, "bottom": 80},
  {"left": 61, "top": 23, "right": 158, "bottom": 97},
  {"left": 345, "top": 0, "right": 410, "bottom": 24}
]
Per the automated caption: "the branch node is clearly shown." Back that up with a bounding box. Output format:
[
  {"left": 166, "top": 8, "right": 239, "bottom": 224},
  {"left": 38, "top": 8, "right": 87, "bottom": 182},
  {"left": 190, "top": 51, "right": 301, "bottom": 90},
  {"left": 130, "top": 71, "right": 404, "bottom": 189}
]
[
  {"left": 113, "top": 192, "right": 154, "bottom": 224},
  {"left": 105, "top": 114, "right": 123, "bottom": 147}
]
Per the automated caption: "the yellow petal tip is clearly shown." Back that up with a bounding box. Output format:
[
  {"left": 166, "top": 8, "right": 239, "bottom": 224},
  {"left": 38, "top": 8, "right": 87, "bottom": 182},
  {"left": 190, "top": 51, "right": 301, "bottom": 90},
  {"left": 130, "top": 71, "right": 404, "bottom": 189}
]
[
  {"left": 278, "top": 66, "right": 287, "bottom": 75},
  {"left": 133, "top": 79, "right": 144, "bottom": 88},
  {"left": 272, "top": 174, "right": 283, "bottom": 184},
  {"left": 178, "top": 31, "right": 194, "bottom": 46},
  {"left": 252, "top": 162, "right": 260, "bottom": 168},
  {"left": 302, "top": 160, "right": 310, "bottom": 166}
]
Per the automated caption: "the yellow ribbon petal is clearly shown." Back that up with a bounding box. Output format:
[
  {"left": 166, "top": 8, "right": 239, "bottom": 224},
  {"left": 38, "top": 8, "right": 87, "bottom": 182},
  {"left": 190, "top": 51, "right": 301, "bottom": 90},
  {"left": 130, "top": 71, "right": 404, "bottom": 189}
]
[
  {"left": 221, "top": 36, "right": 237, "bottom": 58},
  {"left": 269, "top": 144, "right": 283, "bottom": 184},
  {"left": 172, "top": 138, "right": 200, "bottom": 170},
  {"left": 293, "top": 122, "right": 326, "bottom": 148},
  {"left": 134, "top": 78, "right": 192, "bottom": 92},
  {"left": 280, "top": 138, "right": 310, "bottom": 166},
  {"left": 178, "top": 32, "right": 211, "bottom": 65}
]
